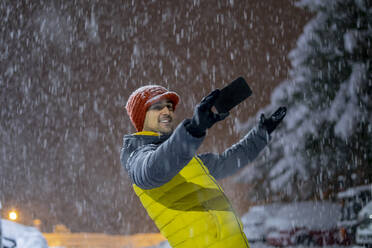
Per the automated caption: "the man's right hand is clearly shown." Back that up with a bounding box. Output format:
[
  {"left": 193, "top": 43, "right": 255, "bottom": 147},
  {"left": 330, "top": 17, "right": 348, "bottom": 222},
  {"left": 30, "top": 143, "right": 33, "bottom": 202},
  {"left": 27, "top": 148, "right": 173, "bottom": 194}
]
[{"left": 185, "top": 89, "right": 229, "bottom": 137}]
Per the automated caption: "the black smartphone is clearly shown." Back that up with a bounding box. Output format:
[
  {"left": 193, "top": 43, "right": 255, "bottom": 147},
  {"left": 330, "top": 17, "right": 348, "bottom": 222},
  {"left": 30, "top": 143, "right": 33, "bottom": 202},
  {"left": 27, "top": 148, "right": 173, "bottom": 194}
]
[{"left": 214, "top": 77, "right": 252, "bottom": 113}]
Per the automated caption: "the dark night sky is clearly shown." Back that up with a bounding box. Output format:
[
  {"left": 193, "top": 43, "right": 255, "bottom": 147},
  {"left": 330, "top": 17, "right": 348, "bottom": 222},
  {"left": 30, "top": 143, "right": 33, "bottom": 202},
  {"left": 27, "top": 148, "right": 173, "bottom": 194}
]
[{"left": 0, "top": 0, "right": 311, "bottom": 234}]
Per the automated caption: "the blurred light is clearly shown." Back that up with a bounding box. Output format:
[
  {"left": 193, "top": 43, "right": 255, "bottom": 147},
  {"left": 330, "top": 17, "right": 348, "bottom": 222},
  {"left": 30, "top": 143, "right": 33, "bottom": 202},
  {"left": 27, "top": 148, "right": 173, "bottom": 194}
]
[
  {"left": 369, "top": 214, "right": 372, "bottom": 219},
  {"left": 9, "top": 211, "right": 18, "bottom": 221}
]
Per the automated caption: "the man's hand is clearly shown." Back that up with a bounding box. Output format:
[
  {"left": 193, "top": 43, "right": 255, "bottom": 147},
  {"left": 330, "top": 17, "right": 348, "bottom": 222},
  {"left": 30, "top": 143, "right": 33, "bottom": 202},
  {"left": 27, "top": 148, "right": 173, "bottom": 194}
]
[
  {"left": 185, "top": 89, "right": 229, "bottom": 137},
  {"left": 259, "top": 107, "right": 287, "bottom": 134}
]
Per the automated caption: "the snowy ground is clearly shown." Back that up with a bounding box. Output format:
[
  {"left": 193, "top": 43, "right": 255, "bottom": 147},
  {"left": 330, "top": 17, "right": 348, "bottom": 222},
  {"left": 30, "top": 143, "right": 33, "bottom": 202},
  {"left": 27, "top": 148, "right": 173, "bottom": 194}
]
[
  {"left": 1, "top": 219, "right": 48, "bottom": 248},
  {"left": 149, "top": 240, "right": 356, "bottom": 248},
  {"left": 0, "top": 219, "right": 359, "bottom": 248},
  {"left": 1, "top": 200, "right": 366, "bottom": 248}
]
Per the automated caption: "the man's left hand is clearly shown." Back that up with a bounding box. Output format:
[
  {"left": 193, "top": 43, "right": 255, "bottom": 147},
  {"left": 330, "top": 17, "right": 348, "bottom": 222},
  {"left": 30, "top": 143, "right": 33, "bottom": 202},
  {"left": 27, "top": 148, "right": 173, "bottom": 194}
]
[{"left": 259, "top": 107, "right": 287, "bottom": 134}]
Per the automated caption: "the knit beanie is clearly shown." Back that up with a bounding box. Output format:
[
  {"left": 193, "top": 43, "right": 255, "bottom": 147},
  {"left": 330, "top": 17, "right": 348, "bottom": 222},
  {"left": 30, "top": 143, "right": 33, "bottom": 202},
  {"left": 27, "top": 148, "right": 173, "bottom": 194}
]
[{"left": 125, "top": 85, "right": 180, "bottom": 131}]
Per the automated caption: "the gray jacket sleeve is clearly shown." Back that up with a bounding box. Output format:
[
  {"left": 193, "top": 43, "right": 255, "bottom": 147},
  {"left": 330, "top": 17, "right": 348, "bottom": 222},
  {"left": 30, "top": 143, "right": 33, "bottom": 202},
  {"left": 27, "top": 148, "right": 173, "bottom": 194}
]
[
  {"left": 124, "top": 120, "right": 205, "bottom": 189},
  {"left": 198, "top": 125, "right": 269, "bottom": 180}
]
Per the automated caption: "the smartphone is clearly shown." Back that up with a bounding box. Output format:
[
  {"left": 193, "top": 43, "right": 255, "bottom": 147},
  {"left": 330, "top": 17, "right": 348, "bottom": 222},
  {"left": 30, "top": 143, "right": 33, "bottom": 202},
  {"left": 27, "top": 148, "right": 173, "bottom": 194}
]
[{"left": 214, "top": 77, "right": 252, "bottom": 113}]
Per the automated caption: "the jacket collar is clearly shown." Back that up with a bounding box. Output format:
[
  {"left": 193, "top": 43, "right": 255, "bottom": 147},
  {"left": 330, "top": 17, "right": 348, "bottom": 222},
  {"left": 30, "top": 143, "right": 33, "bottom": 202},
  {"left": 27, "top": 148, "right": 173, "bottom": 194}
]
[
  {"left": 134, "top": 131, "right": 159, "bottom": 136},
  {"left": 121, "top": 131, "right": 171, "bottom": 169},
  {"left": 123, "top": 131, "right": 171, "bottom": 148}
]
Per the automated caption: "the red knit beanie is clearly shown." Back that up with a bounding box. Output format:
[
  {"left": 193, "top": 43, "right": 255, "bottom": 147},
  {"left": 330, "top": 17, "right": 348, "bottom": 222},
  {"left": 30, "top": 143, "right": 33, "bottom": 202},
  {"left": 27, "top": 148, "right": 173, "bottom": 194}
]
[{"left": 125, "top": 85, "right": 180, "bottom": 131}]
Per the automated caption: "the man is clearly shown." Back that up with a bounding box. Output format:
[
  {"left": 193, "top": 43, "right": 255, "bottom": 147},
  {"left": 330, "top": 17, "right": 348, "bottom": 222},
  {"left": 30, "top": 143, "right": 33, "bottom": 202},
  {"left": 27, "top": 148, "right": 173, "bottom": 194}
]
[{"left": 121, "top": 85, "right": 286, "bottom": 248}]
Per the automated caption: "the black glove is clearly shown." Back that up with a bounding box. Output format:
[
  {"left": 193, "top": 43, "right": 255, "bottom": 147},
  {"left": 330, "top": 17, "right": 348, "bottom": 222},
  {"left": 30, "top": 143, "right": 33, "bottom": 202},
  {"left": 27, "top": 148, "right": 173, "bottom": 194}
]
[
  {"left": 259, "top": 107, "right": 287, "bottom": 134},
  {"left": 185, "top": 89, "right": 229, "bottom": 137}
]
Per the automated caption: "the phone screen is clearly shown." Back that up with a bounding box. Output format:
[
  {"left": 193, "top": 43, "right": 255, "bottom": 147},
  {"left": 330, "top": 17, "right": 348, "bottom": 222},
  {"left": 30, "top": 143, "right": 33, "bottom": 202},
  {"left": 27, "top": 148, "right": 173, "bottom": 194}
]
[{"left": 214, "top": 77, "right": 252, "bottom": 113}]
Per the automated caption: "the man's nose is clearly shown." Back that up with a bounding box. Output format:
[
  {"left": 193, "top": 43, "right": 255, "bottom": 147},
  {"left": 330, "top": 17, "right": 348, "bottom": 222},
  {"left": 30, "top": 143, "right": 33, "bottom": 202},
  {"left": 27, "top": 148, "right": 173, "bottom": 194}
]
[{"left": 160, "top": 106, "right": 171, "bottom": 114}]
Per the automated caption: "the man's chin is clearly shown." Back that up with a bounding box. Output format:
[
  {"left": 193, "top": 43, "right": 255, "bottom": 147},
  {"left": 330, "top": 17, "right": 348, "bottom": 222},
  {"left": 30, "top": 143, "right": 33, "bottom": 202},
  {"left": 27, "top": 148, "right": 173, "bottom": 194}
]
[
  {"left": 158, "top": 122, "right": 173, "bottom": 134},
  {"left": 159, "top": 127, "right": 173, "bottom": 135}
]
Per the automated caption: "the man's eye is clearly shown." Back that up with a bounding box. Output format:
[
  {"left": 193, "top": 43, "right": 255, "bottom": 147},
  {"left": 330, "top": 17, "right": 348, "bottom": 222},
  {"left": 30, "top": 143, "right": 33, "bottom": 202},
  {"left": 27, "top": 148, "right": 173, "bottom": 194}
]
[
  {"left": 151, "top": 105, "right": 163, "bottom": 110},
  {"left": 150, "top": 103, "right": 174, "bottom": 111},
  {"left": 166, "top": 104, "right": 174, "bottom": 111}
]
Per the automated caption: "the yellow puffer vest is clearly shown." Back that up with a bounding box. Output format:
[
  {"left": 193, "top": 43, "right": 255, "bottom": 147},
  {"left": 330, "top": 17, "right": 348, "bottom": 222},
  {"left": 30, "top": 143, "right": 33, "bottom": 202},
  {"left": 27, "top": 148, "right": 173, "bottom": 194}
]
[{"left": 133, "top": 132, "right": 250, "bottom": 248}]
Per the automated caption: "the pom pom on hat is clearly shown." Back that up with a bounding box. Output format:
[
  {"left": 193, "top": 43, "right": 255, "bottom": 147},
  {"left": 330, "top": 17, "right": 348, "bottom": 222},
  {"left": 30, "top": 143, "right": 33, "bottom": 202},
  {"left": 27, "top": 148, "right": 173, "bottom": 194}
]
[{"left": 125, "top": 85, "right": 180, "bottom": 131}]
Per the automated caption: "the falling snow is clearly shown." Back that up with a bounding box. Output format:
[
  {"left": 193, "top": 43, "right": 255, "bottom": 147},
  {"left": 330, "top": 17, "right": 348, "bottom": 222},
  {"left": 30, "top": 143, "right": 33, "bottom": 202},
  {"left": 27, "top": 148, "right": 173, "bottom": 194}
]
[{"left": 1, "top": 0, "right": 371, "bottom": 247}]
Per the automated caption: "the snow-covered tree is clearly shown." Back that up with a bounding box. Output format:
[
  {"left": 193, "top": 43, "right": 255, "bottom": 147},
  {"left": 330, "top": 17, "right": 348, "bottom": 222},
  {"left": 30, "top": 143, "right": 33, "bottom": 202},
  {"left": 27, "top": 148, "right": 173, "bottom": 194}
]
[{"left": 235, "top": 0, "right": 372, "bottom": 202}]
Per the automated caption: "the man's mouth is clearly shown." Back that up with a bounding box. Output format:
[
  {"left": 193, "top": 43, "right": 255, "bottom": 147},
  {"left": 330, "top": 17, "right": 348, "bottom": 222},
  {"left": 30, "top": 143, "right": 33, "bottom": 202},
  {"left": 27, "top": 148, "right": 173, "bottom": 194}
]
[
  {"left": 159, "top": 118, "right": 172, "bottom": 124},
  {"left": 160, "top": 119, "right": 171, "bottom": 123}
]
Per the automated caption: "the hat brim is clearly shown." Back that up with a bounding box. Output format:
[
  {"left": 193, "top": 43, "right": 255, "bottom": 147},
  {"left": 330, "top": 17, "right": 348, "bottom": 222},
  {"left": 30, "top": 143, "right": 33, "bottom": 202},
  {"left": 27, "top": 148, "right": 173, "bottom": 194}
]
[{"left": 145, "top": 91, "right": 180, "bottom": 110}]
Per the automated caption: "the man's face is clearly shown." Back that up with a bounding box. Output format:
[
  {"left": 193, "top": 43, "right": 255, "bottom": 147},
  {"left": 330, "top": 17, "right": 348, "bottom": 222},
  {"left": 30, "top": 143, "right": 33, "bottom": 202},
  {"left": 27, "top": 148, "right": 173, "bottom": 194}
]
[{"left": 143, "top": 99, "right": 175, "bottom": 135}]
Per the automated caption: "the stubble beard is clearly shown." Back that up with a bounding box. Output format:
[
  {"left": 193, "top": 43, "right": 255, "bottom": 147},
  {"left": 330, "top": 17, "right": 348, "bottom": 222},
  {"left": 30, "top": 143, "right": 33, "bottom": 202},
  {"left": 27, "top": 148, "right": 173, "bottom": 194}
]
[{"left": 158, "top": 118, "right": 174, "bottom": 135}]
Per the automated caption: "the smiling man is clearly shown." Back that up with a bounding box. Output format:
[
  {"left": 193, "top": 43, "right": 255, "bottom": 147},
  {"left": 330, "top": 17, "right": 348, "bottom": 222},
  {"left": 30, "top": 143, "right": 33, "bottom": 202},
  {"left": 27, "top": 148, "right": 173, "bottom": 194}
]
[{"left": 121, "top": 85, "right": 286, "bottom": 248}]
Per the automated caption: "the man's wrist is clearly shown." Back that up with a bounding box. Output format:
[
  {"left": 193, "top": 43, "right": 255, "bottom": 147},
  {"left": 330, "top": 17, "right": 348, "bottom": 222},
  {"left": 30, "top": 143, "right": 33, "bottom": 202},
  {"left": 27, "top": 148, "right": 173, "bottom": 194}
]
[{"left": 184, "top": 119, "right": 206, "bottom": 138}]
